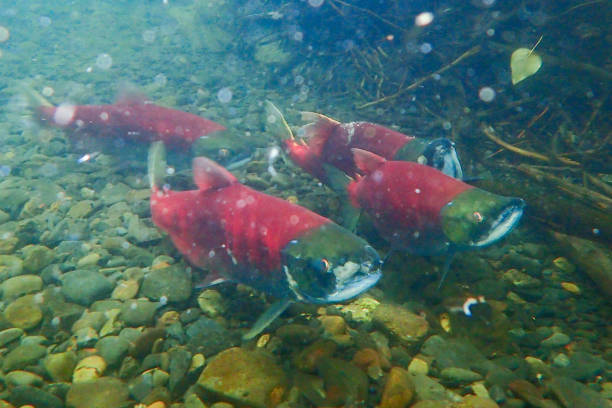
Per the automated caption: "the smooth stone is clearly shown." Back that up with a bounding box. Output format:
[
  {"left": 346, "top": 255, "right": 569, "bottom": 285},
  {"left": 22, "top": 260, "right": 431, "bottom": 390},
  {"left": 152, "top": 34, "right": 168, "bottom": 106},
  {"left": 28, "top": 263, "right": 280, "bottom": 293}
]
[
  {"left": 66, "top": 377, "right": 130, "bottom": 408},
  {"left": 197, "top": 347, "right": 287, "bottom": 408},
  {"left": 77, "top": 252, "right": 101, "bottom": 267},
  {"left": 112, "top": 279, "right": 140, "bottom": 300},
  {"left": 373, "top": 303, "right": 429, "bottom": 345},
  {"left": 3, "top": 294, "right": 43, "bottom": 330},
  {"left": 552, "top": 353, "right": 570, "bottom": 368},
  {"left": 21, "top": 245, "right": 55, "bottom": 273},
  {"left": 73, "top": 355, "right": 107, "bottom": 383},
  {"left": 456, "top": 395, "right": 500, "bottom": 408},
  {"left": 125, "top": 212, "right": 161, "bottom": 243},
  {"left": 1, "top": 274, "right": 42, "bottom": 299},
  {"left": 67, "top": 200, "right": 94, "bottom": 218},
  {"left": 8, "top": 385, "right": 63, "bottom": 408},
  {"left": 0, "top": 254, "right": 24, "bottom": 277},
  {"left": 540, "top": 332, "right": 570, "bottom": 348},
  {"left": 409, "top": 373, "right": 452, "bottom": 402},
  {"left": 120, "top": 299, "right": 158, "bottom": 326},
  {"left": 72, "top": 310, "right": 107, "bottom": 332},
  {"left": 440, "top": 367, "right": 483, "bottom": 384},
  {"left": 2, "top": 343, "right": 47, "bottom": 371},
  {"left": 554, "top": 351, "right": 607, "bottom": 381},
  {"left": 73, "top": 326, "right": 99, "bottom": 348},
  {"left": 379, "top": 367, "right": 415, "bottom": 408},
  {"left": 276, "top": 324, "right": 321, "bottom": 345},
  {"left": 0, "top": 327, "right": 24, "bottom": 347},
  {"left": 186, "top": 316, "right": 238, "bottom": 356},
  {"left": 5, "top": 370, "right": 44, "bottom": 387},
  {"left": 508, "top": 379, "right": 557, "bottom": 408},
  {"left": 420, "top": 335, "right": 487, "bottom": 370},
  {"left": 96, "top": 336, "right": 130, "bottom": 367},
  {"left": 140, "top": 265, "right": 192, "bottom": 303},
  {"left": 549, "top": 376, "right": 609, "bottom": 408},
  {"left": 61, "top": 269, "right": 113, "bottom": 306},
  {"left": 196, "top": 289, "right": 226, "bottom": 317},
  {"left": 44, "top": 351, "right": 78, "bottom": 382}
]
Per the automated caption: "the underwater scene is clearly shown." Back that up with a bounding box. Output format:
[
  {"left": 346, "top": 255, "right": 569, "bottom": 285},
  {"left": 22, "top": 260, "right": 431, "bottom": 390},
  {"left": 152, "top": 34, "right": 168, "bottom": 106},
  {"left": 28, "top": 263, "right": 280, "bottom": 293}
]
[{"left": 0, "top": 0, "right": 610, "bottom": 407}]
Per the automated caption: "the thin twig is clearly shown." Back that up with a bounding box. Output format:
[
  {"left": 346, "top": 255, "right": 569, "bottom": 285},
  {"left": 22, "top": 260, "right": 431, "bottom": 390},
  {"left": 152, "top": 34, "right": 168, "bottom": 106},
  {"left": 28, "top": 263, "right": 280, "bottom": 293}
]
[
  {"left": 482, "top": 126, "right": 581, "bottom": 166},
  {"left": 358, "top": 45, "right": 481, "bottom": 109},
  {"left": 328, "top": 0, "right": 407, "bottom": 33}
]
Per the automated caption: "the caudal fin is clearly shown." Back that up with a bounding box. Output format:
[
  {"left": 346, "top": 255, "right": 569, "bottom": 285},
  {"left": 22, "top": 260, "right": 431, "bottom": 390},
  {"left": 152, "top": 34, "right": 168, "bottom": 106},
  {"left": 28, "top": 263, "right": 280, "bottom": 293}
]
[
  {"left": 298, "top": 111, "right": 339, "bottom": 156},
  {"left": 148, "top": 141, "right": 167, "bottom": 190},
  {"left": 19, "top": 83, "right": 54, "bottom": 108},
  {"left": 264, "top": 101, "right": 295, "bottom": 142}
]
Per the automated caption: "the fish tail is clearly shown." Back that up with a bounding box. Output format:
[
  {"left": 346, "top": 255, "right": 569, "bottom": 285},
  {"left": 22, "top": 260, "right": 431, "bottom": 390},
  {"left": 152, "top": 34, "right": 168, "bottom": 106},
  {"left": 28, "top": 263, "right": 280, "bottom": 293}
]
[
  {"left": 299, "top": 111, "right": 339, "bottom": 140},
  {"left": 264, "top": 101, "right": 295, "bottom": 142},
  {"left": 148, "top": 141, "right": 167, "bottom": 190},
  {"left": 19, "top": 82, "right": 54, "bottom": 108}
]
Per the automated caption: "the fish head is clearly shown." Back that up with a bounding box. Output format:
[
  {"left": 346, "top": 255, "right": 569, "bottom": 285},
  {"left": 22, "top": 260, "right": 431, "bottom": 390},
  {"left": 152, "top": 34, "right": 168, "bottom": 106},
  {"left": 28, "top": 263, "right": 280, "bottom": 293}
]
[
  {"left": 421, "top": 138, "right": 463, "bottom": 179},
  {"left": 440, "top": 187, "right": 525, "bottom": 249},
  {"left": 281, "top": 223, "right": 382, "bottom": 304}
]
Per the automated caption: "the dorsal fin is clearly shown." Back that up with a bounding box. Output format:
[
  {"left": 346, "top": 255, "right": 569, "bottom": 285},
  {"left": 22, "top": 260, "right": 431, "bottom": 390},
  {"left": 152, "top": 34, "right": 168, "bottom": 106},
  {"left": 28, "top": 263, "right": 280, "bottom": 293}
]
[
  {"left": 264, "top": 101, "right": 295, "bottom": 141},
  {"left": 352, "top": 148, "right": 386, "bottom": 174},
  {"left": 192, "top": 157, "right": 237, "bottom": 191},
  {"left": 299, "top": 112, "right": 340, "bottom": 156}
]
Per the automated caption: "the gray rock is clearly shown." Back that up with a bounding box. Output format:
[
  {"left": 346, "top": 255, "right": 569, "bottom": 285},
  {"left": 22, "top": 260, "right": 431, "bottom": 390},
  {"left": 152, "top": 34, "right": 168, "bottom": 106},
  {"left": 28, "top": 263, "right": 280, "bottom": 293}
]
[
  {"left": 8, "top": 385, "right": 63, "bottom": 408},
  {"left": 96, "top": 336, "right": 130, "bottom": 367},
  {"left": 186, "top": 316, "right": 238, "bottom": 356},
  {"left": 420, "top": 335, "right": 487, "bottom": 370},
  {"left": 2, "top": 343, "right": 47, "bottom": 371},
  {"left": 61, "top": 269, "right": 113, "bottom": 306},
  {"left": 120, "top": 299, "right": 158, "bottom": 326},
  {"left": 140, "top": 265, "right": 192, "bottom": 303},
  {"left": 540, "top": 332, "right": 570, "bottom": 348},
  {"left": 0, "top": 254, "right": 24, "bottom": 278},
  {"left": 440, "top": 367, "right": 483, "bottom": 384},
  {"left": 554, "top": 351, "right": 607, "bottom": 381},
  {"left": 66, "top": 377, "right": 130, "bottom": 408},
  {"left": 0, "top": 327, "right": 24, "bottom": 347},
  {"left": 409, "top": 373, "right": 451, "bottom": 402},
  {"left": 1, "top": 274, "right": 43, "bottom": 299},
  {"left": 21, "top": 244, "right": 55, "bottom": 273},
  {"left": 549, "top": 376, "right": 609, "bottom": 408}
]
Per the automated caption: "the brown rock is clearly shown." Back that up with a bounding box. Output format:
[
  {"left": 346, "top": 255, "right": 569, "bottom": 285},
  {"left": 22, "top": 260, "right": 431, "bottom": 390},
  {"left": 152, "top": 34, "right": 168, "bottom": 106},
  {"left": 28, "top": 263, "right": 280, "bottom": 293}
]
[{"left": 379, "top": 367, "right": 415, "bottom": 408}]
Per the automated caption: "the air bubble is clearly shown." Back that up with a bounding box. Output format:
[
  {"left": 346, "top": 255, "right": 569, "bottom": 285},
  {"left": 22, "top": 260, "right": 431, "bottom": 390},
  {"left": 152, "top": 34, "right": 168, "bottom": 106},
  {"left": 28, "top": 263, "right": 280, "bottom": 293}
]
[
  {"left": 419, "top": 43, "right": 432, "bottom": 54},
  {"left": 39, "top": 16, "right": 52, "bottom": 27},
  {"left": 95, "top": 53, "right": 113, "bottom": 70},
  {"left": 154, "top": 73, "right": 167, "bottom": 87},
  {"left": 308, "top": 0, "right": 324, "bottom": 7},
  {"left": 478, "top": 87, "right": 496, "bottom": 103},
  {"left": 142, "top": 29, "right": 156, "bottom": 43},
  {"left": 414, "top": 12, "right": 434, "bottom": 27},
  {"left": 0, "top": 26, "right": 9, "bottom": 42},
  {"left": 217, "top": 87, "right": 233, "bottom": 104}
]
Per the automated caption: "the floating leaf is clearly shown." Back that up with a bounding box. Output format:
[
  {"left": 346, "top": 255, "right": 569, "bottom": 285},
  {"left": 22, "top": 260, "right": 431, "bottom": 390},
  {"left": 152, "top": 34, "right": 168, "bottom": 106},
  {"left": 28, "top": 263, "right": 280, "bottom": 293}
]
[{"left": 511, "top": 48, "right": 542, "bottom": 85}]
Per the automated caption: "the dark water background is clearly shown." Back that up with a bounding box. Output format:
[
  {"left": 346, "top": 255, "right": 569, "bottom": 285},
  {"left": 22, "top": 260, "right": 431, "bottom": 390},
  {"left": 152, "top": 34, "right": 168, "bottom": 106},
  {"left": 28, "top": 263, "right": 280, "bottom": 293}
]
[{"left": 0, "top": 1, "right": 610, "bottom": 407}]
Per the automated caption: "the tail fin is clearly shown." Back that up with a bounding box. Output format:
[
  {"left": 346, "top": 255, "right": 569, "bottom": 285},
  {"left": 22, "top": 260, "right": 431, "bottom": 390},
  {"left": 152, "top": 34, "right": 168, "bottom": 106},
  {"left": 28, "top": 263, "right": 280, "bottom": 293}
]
[
  {"left": 148, "top": 141, "right": 167, "bottom": 190},
  {"left": 19, "top": 83, "right": 54, "bottom": 109},
  {"left": 298, "top": 111, "right": 340, "bottom": 156},
  {"left": 264, "top": 101, "right": 295, "bottom": 142}
]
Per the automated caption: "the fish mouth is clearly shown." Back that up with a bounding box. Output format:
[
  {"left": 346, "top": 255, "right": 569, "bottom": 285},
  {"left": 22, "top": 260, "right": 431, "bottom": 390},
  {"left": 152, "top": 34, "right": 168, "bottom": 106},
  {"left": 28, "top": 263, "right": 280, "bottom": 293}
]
[
  {"left": 424, "top": 138, "right": 464, "bottom": 179},
  {"left": 321, "top": 264, "right": 382, "bottom": 303},
  {"left": 472, "top": 199, "right": 524, "bottom": 247}
]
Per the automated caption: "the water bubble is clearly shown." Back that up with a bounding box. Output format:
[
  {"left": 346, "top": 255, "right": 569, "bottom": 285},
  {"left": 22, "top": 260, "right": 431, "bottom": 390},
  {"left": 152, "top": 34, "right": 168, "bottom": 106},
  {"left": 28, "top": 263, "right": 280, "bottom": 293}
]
[
  {"left": 486, "top": 28, "right": 495, "bottom": 37},
  {"left": 294, "top": 75, "right": 304, "bottom": 85},
  {"left": 39, "top": 16, "right": 52, "bottom": 27},
  {"left": 442, "top": 121, "right": 452, "bottom": 130},
  {"left": 479, "top": 87, "right": 496, "bottom": 102},
  {"left": 0, "top": 26, "right": 9, "bottom": 42},
  {"left": 217, "top": 87, "right": 233, "bottom": 104},
  {"left": 53, "top": 103, "right": 76, "bottom": 126},
  {"left": 154, "top": 73, "right": 167, "bottom": 87},
  {"left": 95, "top": 53, "right": 113, "bottom": 70},
  {"left": 159, "top": 295, "right": 168, "bottom": 306},
  {"left": 419, "top": 42, "right": 432, "bottom": 54},
  {"left": 42, "top": 86, "right": 54, "bottom": 97},
  {"left": 293, "top": 31, "right": 303, "bottom": 42},
  {"left": 482, "top": 0, "right": 495, "bottom": 6},
  {"left": 0, "top": 165, "right": 10, "bottom": 177},
  {"left": 142, "top": 29, "right": 156, "bottom": 43},
  {"left": 308, "top": 0, "right": 324, "bottom": 8},
  {"left": 414, "top": 12, "right": 434, "bottom": 27}
]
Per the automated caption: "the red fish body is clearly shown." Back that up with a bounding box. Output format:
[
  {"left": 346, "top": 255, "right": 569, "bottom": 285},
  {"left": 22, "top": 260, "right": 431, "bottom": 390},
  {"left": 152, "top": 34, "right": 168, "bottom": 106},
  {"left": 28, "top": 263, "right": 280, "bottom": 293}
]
[
  {"left": 149, "top": 147, "right": 382, "bottom": 304},
  {"left": 37, "top": 99, "right": 225, "bottom": 149},
  {"left": 347, "top": 149, "right": 524, "bottom": 255},
  {"left": 265, "top": 103, "right": 463, "bottom": 186}
]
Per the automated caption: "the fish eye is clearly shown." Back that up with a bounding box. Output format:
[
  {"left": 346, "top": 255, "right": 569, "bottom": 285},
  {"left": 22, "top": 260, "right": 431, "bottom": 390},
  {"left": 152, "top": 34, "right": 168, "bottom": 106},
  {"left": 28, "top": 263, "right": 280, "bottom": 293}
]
[{"left": 310, "top": 258, "right": 330, "bottom": 273}]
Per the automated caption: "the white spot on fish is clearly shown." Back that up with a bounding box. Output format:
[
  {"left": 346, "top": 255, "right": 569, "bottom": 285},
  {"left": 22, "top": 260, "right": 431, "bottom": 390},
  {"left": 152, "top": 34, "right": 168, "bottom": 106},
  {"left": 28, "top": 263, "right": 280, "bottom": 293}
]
[
  {"left": 53, "top": 103, "right": 76, "bottom": 126},
  {"left": 236, "top": 199, "right": 246, "bottom": 208},
  {"left": 289, "top": 215, "right": 299, "bottom": 225},
  {"left": 99, "top": 111, "right": 109, "bottom": 121}
]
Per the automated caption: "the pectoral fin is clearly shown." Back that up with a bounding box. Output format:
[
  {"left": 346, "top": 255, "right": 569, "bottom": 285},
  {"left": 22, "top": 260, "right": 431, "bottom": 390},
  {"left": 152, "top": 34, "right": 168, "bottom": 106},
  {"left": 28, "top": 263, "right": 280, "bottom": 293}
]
[{"left": 242, "top": 297, "right": 294, "bottom": 341}]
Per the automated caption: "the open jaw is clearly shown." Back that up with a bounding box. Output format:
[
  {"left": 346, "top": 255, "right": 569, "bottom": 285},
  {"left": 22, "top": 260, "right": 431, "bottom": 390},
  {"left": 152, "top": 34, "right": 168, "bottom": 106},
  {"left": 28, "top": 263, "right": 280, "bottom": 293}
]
[
  {"left": 473, "top": 199, "right": 525, "bottom": 247},
  {"left": 322, "top": 261, "right": 382, "bottom": 303}
]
